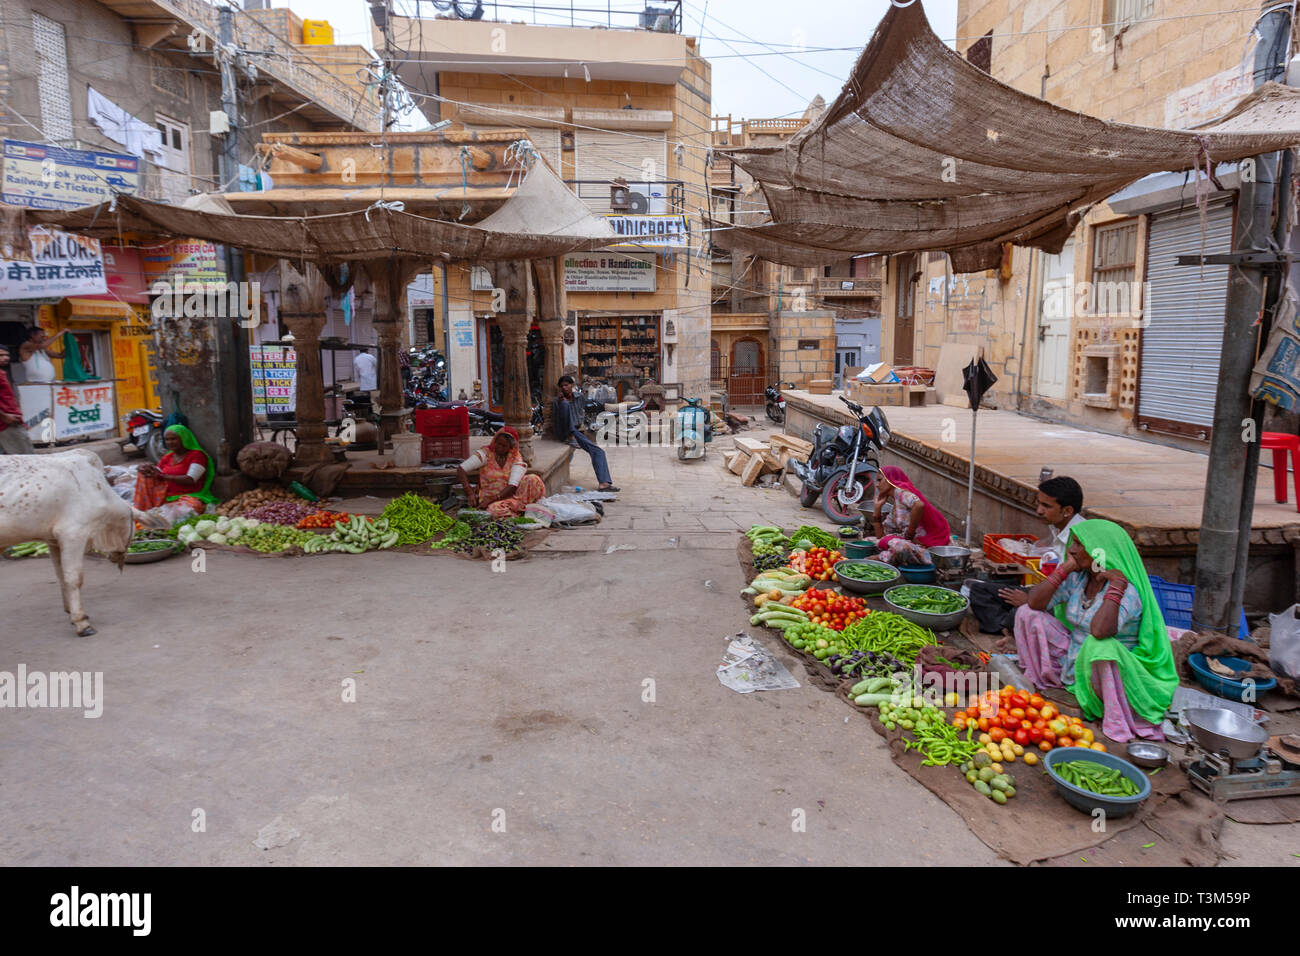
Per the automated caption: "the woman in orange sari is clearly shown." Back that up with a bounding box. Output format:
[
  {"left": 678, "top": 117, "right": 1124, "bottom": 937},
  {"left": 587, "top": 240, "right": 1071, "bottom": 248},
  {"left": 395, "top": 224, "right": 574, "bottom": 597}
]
[{"left": 456, "top": 427, "right": 545, "bottom": 518}]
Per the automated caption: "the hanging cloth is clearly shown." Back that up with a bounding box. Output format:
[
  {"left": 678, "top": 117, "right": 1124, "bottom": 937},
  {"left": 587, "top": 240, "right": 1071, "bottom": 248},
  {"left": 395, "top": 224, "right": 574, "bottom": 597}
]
[{"left": 59, "top": 332, "right": 90, "bottom": 381}]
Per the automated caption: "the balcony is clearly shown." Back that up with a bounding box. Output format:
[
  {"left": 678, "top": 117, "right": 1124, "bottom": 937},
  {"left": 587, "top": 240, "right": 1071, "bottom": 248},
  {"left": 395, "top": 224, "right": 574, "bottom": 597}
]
[
  {"left": 95, "top": 0, "right": 381, "bottom": 131},
  {"left": 817, "top": 277, "right": 882, "bottom": 297}
]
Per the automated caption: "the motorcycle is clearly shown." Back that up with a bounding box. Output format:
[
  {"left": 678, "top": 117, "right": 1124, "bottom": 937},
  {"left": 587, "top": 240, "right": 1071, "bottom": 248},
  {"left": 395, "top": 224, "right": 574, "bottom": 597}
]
[
  {"left": 765, "top": 382, "right": 792, "bottom": 424},
  {"left": 593, "top": 399, "right": 648, "bottom": 445},
  {"left": 788, "top": 395, "right": 890, "bottom": 524},
  {"left": 675, "top": 397, "right": 712, "bottom": 461},
  {"left": 120, "top": 409, "right": 166, "bottom": 462}
]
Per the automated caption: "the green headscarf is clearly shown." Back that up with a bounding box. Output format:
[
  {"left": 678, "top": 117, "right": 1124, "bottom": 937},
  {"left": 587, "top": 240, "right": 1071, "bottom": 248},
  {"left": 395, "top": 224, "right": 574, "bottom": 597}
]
[
  {"left": 1058, "top": 519, "right": 1178, "bottom": 725},
  {"left": 164, "top": 424, "right": 218, "bottom": 504}
]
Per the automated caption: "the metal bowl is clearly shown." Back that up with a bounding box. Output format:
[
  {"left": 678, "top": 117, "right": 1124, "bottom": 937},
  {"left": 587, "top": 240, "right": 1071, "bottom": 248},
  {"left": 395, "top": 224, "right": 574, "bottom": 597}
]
[
  {"left": 882, "top": 584, "right": 969, "bottom": 631},
  {"left": 124, "top": 541, "right": 184, "bottom": 564},
  {"left": 928, "top": 545, "right": 972, "bottom": 572},
  {"left": 833, "top": 559, "right": 900, "bottom": 595},
  {"left": 1184, "top": 708, "right": 1269, "bottom": 761},
  {"left": 1125, "top": 742, "right": 1170, "bottom": 769}
]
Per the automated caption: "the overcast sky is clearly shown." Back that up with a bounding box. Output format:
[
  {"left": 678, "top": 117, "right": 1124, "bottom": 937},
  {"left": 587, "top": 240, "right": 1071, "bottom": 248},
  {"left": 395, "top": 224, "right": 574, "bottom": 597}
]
[{"left": 273, "top": 0, "right": 959, "bottom": 124}]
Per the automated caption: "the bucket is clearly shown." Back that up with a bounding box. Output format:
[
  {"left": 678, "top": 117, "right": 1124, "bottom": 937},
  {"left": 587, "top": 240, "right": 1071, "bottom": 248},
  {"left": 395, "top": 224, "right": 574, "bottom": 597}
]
[
  {"left": 845, "top": 540, "right": 879, "bottom": 559},
  {"left": 391, "top": 433, "right": 424, "bottom": 468}
]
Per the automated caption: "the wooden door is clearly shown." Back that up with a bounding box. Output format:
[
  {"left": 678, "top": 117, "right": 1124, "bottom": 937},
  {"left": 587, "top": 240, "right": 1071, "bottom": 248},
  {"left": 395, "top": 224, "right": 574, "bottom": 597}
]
[
  {"left": 729, "top": 337, "right": 765, "bottom": 405},
  {"left": 1034, "top": 241, "right": 1074, "bottom": 399},
  {"left": 892, "top": 254, "right": 916, "bottom": 366}
]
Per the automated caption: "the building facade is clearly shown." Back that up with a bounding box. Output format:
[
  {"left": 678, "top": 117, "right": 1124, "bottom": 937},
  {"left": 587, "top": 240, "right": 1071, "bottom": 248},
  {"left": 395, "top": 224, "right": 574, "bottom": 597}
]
[
  {"left": 386, "top": 8, "right": 713, "bottom": 408},
  {"left": 0, "top": 0, "right": 379, "bottom": 448},
  {"left": 877, "top": 0, "right": 1270, "bottom": 447}
]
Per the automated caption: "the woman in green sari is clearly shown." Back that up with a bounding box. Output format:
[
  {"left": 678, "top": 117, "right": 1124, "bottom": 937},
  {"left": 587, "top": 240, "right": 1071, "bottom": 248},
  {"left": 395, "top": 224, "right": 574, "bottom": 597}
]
[
  {"left": 1012, "top": 518, "right": 1178, "bottom": 742},
  {"left": 133, "top": 424, "right": 218, "bottom": 519}
]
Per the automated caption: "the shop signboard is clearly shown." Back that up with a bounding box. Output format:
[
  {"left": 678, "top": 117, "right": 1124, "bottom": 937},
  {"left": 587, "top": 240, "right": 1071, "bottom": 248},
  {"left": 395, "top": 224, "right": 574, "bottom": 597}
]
[
  {"left": 2, "top": 140, "right": 139, "bottom": 210},
  {"left": 141, "top": 239, "right": 226, "bottom": 283},
  {"left": 250, "top": 344, "right": 297, "bottom": 415},
  {"left": 603, "top": 214, "right": 688, "bottom": 248},
  {"left": 0, "top": 228, "right": 107, "bottom": 300},
  {"left": 563, "top": 253, "right": 656, "bottom": 292},
  {"left": 18, "top": 381, "right": 116, "bottom": 440}
]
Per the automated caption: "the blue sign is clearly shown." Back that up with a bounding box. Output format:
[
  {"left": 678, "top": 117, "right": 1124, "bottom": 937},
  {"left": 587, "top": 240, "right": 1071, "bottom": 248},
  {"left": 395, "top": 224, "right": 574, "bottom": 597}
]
[{"left": 2, "top": 140, "right": 140, "bottom": 210}]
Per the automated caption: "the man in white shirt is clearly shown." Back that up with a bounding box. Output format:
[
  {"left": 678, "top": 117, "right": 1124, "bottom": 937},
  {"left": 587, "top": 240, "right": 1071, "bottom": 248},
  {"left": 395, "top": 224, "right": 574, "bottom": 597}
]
[
  {"left": 354, "top": 347, "right": 378, "bottom": 410},
  {"left": 999, "top": 476, "right": 1085, "bottom": 608}
]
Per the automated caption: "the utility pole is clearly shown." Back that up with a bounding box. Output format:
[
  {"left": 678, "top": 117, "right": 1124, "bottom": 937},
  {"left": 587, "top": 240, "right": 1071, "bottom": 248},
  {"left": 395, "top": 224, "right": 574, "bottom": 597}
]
[{"left": 1192, "top": 0, "right": 1294, "bottom": 634}]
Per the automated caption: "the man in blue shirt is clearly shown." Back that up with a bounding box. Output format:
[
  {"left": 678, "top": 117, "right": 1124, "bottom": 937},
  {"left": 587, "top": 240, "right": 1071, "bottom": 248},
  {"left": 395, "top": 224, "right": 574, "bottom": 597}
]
[{"left": 552, "top": 375, "right": 618, "bottom": 492}]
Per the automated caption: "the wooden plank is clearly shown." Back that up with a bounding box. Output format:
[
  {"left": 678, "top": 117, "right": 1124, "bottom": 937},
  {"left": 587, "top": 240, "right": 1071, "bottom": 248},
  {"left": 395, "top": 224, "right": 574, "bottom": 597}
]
[
  {"left": 770, "top": 433, "right": 813, "bottom": 455},
  {"left": 733, "top": 436, "right": 771, "bottom": 455},
  {"left": 741, "top": 453, "right": 765, "bottom": 486},
  {"left": 728, "top": 451, "right": 751, "bottom": 476},
  {"left": 760, "top": 451, "right": 784, "bottom": 473}
]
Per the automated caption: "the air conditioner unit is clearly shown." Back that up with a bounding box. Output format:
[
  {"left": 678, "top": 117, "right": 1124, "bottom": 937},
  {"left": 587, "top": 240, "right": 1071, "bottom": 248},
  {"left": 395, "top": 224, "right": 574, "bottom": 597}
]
[{"left": 626, "top": 182, "right": 667, "bottom": 215}]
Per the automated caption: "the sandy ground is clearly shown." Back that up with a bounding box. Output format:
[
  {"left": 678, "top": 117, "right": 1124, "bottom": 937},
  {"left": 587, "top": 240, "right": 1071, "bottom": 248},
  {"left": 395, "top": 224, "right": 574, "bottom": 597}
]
[{"left": 1, "top": 430, "right": 1296, "bottom": 865}]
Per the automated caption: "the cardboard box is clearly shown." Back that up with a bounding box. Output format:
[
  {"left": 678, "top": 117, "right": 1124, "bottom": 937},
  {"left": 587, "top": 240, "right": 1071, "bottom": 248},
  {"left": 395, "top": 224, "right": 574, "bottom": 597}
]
[
  {"left": 860, "top": 362, "right": 895, "bottom": 384},
  {"left": 808, "top": 379, "right": 833, "bottom": 395},
  {"left": 849, "top": 381, "right": 906, "bottom": 406}
]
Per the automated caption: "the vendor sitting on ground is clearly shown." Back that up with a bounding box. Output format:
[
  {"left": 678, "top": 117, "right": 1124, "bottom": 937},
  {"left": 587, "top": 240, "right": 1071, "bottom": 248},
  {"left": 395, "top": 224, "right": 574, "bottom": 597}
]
[
  {"left": 1012, "top": 518, "right": 1177, "bottom": 743},
  {"left": 457, "top": 427, "right": 545, "bottom": 519},
  {"left": 133, "top": 424, "right": 218, "bottom": 521},
  {"left": 999, "top": 475, "right": 1086, "bottom": 610},
  {"left": 863, "top": 466, "right": 952, "bottom": 566}
]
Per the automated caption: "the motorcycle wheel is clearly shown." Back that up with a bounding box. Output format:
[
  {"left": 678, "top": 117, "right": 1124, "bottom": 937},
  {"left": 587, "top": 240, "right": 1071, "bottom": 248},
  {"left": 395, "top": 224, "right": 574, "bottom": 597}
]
[
  {"left": 677, "top": 443, "right": 689, "bottom": 461},
  {"left": 145, "top": 429, "right": 167, "bottom": 463},
  {"left": 798, "top": 481, "right": 819, "bottom": 508},
  {"left": 821, "top": 469, "right": 872, "bottom": 525}
]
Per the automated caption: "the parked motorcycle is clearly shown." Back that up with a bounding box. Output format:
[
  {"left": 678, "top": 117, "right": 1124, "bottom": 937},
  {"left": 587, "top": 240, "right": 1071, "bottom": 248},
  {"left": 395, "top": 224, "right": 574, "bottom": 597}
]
[
  {"left": 593, "top": 399, "right": 648, "bottom": 445},
  {"left": 120, "top": 409, "right": 166, "bottom": 462},
  {"left": 765, "top": 382, "right": 792, "bottom": 424},
  {"left": 788, "top": 395, "right": 890, "bottom": 524},
  {"left": 676, "top": 397, "right": 712, "bottom": 461}
]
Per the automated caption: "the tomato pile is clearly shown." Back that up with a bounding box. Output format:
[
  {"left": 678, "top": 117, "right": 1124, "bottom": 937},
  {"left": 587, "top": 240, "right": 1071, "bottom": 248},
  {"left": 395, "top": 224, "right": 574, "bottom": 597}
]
[
  {"left": 952, "top": 685, "right": 1105, "bottom": 753},
  {"left": 788, "top": 547, "right": 845, "bottom": 580},
  {"left": 789, "top": 587, "right": 868, "bottom": 630},
  {"left": 297, "top": 510, "right": 364, "bottom": 530}
]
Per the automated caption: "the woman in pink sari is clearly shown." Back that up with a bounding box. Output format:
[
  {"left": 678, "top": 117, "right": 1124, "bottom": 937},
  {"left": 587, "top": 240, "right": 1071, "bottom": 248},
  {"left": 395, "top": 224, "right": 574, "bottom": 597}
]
[{"left": 865, "top": 466, "right": 952, "bottom": 565}]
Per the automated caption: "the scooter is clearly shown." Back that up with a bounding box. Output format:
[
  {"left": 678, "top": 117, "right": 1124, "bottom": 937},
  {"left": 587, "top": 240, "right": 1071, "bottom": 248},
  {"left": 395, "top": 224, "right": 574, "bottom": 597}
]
[
  {"left": 676, "top": 397, "right": 712, "bottom": 461},
  {"left": 788, "top": 395, "right": 890, "bottom": 524},
  {"left": 120, "top": 409, "right": 165, "bottom": 462},
  {"left": 765, "top": 382, "right": 792, "bottom": 424}
]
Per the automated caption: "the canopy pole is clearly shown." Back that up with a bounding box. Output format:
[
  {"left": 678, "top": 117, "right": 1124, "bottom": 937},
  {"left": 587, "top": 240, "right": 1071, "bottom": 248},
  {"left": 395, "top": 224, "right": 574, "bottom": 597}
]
[{"left": 965, "top": 408, "right": 977, "bottom": 547}]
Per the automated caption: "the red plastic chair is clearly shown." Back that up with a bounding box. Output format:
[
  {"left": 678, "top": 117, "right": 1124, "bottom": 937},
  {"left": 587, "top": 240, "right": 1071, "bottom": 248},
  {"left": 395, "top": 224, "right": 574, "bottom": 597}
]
[{"left": 1261, "top": 432, "right": 1300, "bottom": 511}]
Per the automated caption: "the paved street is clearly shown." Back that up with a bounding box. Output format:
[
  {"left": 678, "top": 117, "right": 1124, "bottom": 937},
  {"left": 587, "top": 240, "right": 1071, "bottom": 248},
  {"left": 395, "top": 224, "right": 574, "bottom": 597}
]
[{"left": 1, "top": 426, "right": 1296, "bottom": 865}]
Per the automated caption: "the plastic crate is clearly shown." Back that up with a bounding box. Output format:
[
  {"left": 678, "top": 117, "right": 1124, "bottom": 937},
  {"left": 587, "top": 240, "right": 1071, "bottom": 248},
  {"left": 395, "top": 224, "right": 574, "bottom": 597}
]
[
  {"left": 421, "top": 435, "right": 469, "bottom": 462},
  {"left": 415, "top": 407, "right": 469, "bottom": 438},
  {"left": 1149, "top": 575, "right": 1250, "bottom": 637},
  {"left": 983, "top": 533, "right": 1038, "bottom": 566}
]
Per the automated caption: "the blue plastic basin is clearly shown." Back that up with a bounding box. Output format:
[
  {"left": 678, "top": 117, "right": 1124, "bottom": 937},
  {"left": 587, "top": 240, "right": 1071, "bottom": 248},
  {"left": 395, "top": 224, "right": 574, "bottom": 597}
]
[
  {"left": 1187, "top": 653, "right": 1277, "bottom": 703},
  {"left": 898, "top": 563, "right": 936, "bottom": 583},
  {"left": 1043, "top": 746, "right": 1151, "bottom": 817}
]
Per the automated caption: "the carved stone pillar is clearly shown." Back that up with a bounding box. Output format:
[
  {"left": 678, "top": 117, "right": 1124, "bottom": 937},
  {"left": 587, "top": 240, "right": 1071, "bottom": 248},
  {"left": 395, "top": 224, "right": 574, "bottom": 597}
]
[
  {"left": 278, "top": 260, "right": 331, "bottom": 465},
  {"left": 533, "top": 257, "right": 566, "bottom": 437},
  {"left": 362, "top": 257, "right": 423, "bottom": 442},
  {"left": 492, "top": 260, "right": 536, "bottom": 462}
]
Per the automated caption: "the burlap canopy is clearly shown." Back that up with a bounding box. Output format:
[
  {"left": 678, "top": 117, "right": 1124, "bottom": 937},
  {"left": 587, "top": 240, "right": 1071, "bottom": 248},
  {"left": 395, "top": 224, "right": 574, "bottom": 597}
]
[
  {"left": 18, "top": 159, "right": 615, "bottom": 264},
  {"left": 711, "top": 2, "right": 1300, "bottom": 272}
]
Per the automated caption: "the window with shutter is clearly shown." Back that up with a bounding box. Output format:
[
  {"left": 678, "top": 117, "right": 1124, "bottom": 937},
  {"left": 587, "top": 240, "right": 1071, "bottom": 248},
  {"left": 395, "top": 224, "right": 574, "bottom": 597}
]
[
  {"left": 575, "top": 130, "right": 666, "bottom": 213},
  {"left": 32, "top": 14, "right": 73, "bottom": 143}
]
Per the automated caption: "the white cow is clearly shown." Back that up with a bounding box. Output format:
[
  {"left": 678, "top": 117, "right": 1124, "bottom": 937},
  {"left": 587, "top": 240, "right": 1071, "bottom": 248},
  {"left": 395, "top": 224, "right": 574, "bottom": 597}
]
[{"left": 0, "top": 451, "right": 154, "bottom": 636}]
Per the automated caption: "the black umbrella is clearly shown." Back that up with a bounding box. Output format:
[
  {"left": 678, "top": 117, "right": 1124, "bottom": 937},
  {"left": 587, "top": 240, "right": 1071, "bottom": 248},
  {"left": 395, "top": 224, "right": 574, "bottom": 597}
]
[{"left": 961, "top": 353, "right": 998, "bottom": 546}]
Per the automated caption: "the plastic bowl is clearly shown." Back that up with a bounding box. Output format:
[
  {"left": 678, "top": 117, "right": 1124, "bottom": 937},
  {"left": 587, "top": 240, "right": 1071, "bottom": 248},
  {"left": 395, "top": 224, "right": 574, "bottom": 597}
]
[
  {"left": 833, "top": 559, "right": 900, "bottom": 595},
  {"left": 845, "top": 539, "right": 879, "bottom": 559},
  {"left": 1043, "top": 746, "right": 1151, "bottom": 817},
  {"left": 1187, "top": 653, "right": 1277, "bottom": 703},
  {"left": 882, "top": 584, "right": 968, "bottom": 631},
  {"left": 897, "top": 563, "right": 937, "bottom": 583}
]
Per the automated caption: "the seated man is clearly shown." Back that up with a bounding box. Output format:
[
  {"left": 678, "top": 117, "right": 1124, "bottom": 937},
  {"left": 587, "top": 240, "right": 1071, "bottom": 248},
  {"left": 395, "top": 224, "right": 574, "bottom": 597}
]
[
  {"left": 999, "top": 475, "right": 1086, "bottom": 610},
  {"left": 552, "top": 375, "right": 618, "bottom": 492}
]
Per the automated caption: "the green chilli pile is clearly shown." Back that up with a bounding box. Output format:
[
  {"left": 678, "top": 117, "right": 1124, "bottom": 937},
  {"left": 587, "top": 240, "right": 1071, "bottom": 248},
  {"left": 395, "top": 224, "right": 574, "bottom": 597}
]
[
  {"left": 840, "top": 611, "right": 937, "bottom": 665},
  {"left": 886, "top": 585, "right": 968, "bottom": 615},
  {"left": 380, "top": 493, "right": 456, "bottom": 545}
]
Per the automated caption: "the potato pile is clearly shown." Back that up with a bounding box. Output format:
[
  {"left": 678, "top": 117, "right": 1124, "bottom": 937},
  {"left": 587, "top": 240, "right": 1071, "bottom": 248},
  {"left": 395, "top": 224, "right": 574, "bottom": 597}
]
[{"left": 215, "top": 486, "right": 300, "bottom": 517}]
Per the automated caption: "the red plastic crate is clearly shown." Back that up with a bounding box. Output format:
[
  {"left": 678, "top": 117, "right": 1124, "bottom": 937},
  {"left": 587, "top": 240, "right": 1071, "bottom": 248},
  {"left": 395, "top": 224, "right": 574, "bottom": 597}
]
[
  {"left": 421, "top": 435, "right": 469, "bottom": 462},
  {"left": 415, "top": 407, "right": 469, "bottom": 438},
  {"left": 982, "top": 532, "right": 1039, "bottom": 566}
]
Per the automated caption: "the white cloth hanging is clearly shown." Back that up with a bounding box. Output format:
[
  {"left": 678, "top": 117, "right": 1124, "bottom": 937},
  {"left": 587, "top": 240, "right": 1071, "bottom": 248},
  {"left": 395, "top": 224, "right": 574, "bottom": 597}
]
[{"left": 87, "top": 87, "right": 164, "bottom": 160}]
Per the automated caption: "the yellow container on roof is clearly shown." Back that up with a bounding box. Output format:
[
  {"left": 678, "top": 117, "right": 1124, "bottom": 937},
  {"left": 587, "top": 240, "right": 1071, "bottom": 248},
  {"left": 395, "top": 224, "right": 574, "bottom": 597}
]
[{"left": 302, "top": 19, "right": 333, "bottom": 45}]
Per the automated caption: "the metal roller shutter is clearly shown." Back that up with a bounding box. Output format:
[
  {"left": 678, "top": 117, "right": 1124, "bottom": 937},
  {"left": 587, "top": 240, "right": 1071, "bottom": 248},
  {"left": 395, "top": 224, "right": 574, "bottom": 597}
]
[
  {"left": 1137, "top": 201, "right": 1233, "bottom": 434},
  {"left": 575, "top": 130, "right": 665, "bottom": 213}
]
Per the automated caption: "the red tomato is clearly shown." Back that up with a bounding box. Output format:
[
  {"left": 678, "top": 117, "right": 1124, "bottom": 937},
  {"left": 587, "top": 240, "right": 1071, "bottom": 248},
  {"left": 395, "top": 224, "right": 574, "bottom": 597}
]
[
  {"left": 1029, "top": 694, "right": 1045, "bottom": 709},
  {"left": 1013, "top": 728, "right": 1030, "bottom": 746},
  {"left": 1057, "top": 737, "right": 1074, "bottom": 749},
  {"left": 1009, "top": 693, "right": 1029, "bottom": 709},
  {"left": 1042, "top": 729, "right": 1058, "bottom": 744},
  {"left": 1008, "top": 707, "right": 1026, "bottom": 720},
  {"left": 1002, "top": 716, "right": 1021, "bottom": 732},
  {"left": 989, "top": 727, "right": 1006, "bottom": 742},
  {"left": 1025, "top": 706, "right": 1040, "bottom": 720},
  {"left": 965, "top": 705, "right": 979, "bottom": 718},
  {"left": 1038, "top": 740, "right": 1053, "bottom": 752},
  {"left": 1028, "top": 726, "right": 1045, "bottom": 743},
  {"left": 977, "top": 717, "right": 990, "bottom": 731}
]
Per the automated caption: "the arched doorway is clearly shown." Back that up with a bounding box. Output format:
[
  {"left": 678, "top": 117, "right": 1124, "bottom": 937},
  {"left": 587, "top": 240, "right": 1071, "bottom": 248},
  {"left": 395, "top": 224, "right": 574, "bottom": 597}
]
[{"left": 729, "top": 337, "right": 764, "bottom": 406}]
